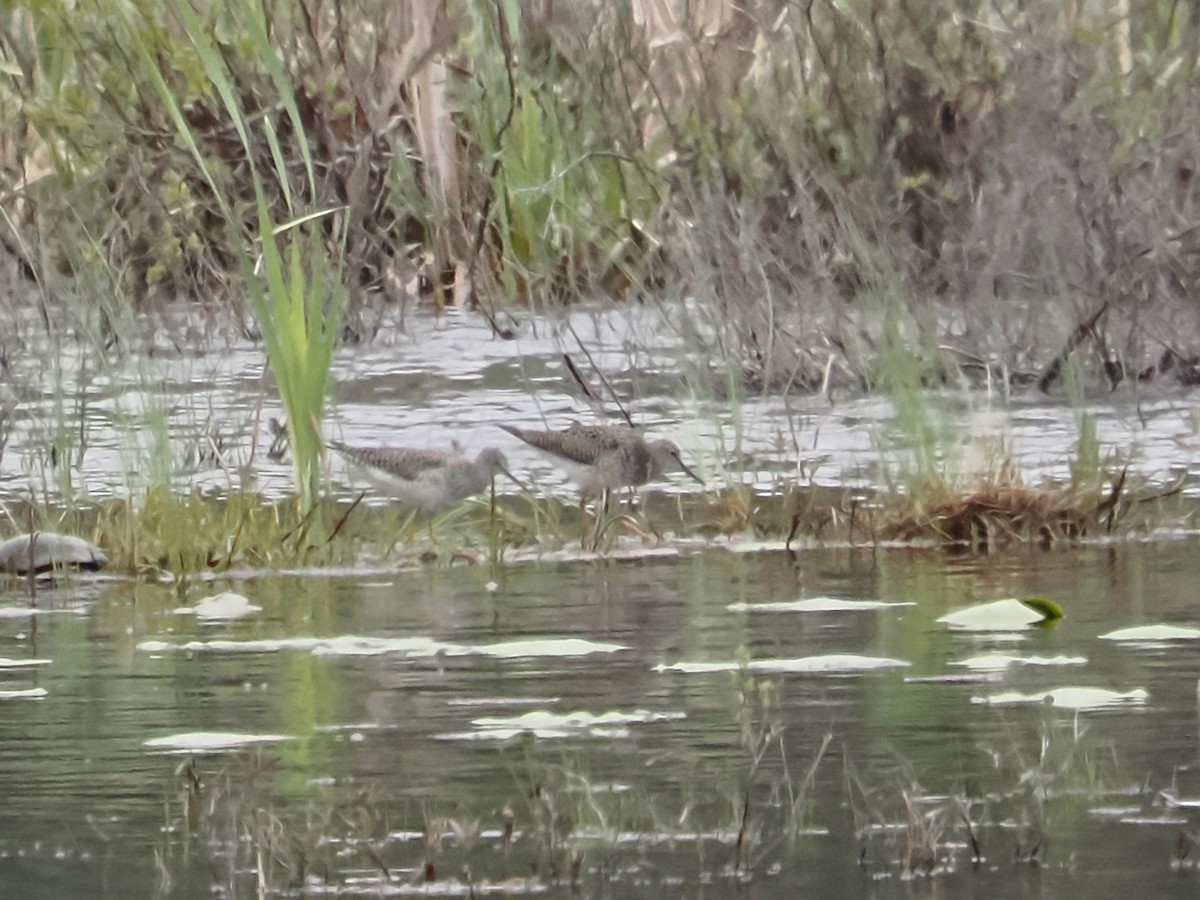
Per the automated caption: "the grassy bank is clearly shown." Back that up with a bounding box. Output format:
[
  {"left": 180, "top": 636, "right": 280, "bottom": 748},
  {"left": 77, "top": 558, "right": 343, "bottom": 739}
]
[
  {"left": 1, "top": 469, "right": 1175, "bottom": 579},
  {"left": 3, "top": 1, "right": 1199, "bottom": 394}
]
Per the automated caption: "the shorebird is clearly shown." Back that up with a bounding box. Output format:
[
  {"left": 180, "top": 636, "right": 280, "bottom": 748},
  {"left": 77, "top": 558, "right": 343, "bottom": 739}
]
[
  {"left": 498, "top": 422, "right": 702, "bottom": 544},
  {"left": 329, "top": 440, "right": 521, "bottom": 544}
]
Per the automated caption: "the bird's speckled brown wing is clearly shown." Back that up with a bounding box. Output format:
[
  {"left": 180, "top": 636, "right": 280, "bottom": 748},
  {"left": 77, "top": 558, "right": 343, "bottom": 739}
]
[
  {"left": 329, "top": 441, "right": 458, "bottom": 481},
  {"left": 499, "top": 423, "right": 636, "bottom": 466},
  {"left": 499, "top": 423, "right": 656, "bottom": 488}
]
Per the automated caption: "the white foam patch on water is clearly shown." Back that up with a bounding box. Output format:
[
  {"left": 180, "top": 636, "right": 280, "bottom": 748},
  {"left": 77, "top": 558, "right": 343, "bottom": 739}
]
[
  {"left": 0, "top": 657, "right": 51, "bottom": 669},
  {"left": 437, "top": 726, "right": 634, "bottom": 741},
  {"left": 727, "top": 597, "right": 914, "bottom": 613},
  {"left": 971, "top": 687, "right": 1149, "bottom": 710},
  {"left": 174, "top": 592, "right": 262, "bottom": 621},
  {"left": 454, "top": 638, "right": 628, "bottom": 658},
  {"left": 138, "top": 636, "right": 449, "bottom": 657},
  {"left": 312, "top": 637, "right": 449, "bottom": 657},
  {"left": 144, "top": 732, "right": 292, "bottom": 752},
  {"left": 938, "top": 599, "right": 1050, "bottom": 631},
  {"left": 0, "top": 606, "right": 88, "bottom": 618},
  {"left": 1088, "top": 805, "right": 1144, "bottom": 820},
  {"left": 139, "top": 637, "right": 328, "bottom": 654},
  {"left": 1118, "top": 814, "right": 1190, "bottom": 826},
  {"left": 655, "top": 654, "right": 910, "bottom": 675},
  {"left": 1162, "top": 791, "right": 1200, "bottom": 809},
  {"left": 331, "top": 873, "right": 548, "bottom": 894},
  {"left": 437, "top": 708, "right": 685, "bottom": 742},
  {"left": 1099, "top": 624, "right": 1200, "bottom": 643},
  {"left": 474, "top": 709, "right": 685, "bottom": 728},
  {"left": 571, "top": 825, "right": 836, "bottom": 844},
  {"left": 138, "top": 635, "right": 627, "bottom": 660},
  {"left": 950, "top": 653, "right": 1088, "bottom": 671},
  {"left": 0, "top": 687, "right": 47, "bottom": 700}
]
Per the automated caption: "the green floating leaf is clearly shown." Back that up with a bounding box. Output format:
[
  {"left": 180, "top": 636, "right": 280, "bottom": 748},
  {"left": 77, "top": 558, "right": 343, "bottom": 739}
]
[{"left": 1020, "top": 596, "right": 1065, "bottom": 622}]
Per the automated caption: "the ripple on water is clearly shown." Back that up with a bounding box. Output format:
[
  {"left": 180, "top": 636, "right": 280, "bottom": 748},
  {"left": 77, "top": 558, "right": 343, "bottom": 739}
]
[
  {"left": 436, "top": 708, "right": 688, "bottom": 742},
  {"left": 137, "top": 635, "right": 628, "bottom": 659},
  {"left": 143, "top": 732, "right": 292, "bottom": 753},
  {"left": 948, "top": 653, "right": 1088, "bottom": 671},
  {"left": 0, "top": 687, "right": 47, "bottom": 700},
  {"left": 970, "top": 686, "right": 1150, "bottom": 710},
  {"left": 1099, "top": 624, "right": 1200, "bottom": 644},
  {"left": 726, "top": 596, "right": 915, "bottom": 613},
  {"left": 654, "top": 654, "right": 910, "bottom": 675}
]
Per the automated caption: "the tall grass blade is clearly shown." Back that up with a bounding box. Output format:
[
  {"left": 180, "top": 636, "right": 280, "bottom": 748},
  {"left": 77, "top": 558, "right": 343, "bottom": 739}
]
[{"left": 133, "top": 0, "right": 343, "bottom": 513}]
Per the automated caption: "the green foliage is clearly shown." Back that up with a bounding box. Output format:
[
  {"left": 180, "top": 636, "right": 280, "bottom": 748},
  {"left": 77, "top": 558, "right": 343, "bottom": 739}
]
[
  {"left": 128, "top": 0, "right": 343, "bottom": 512},
  {"left": 4, "top": 0, "right": 1200, "bottom": 401},
  {"left": 462, "top": 0, "right": 663, "bottom": 303},
  {"left": 869, "top": 296, "right": 963, "bottom": 498},
  {"left": 1070, "top": 410, "right": 1102, "bottom": 488},
  {"left": 95, "top": 487, "right": 337, "bottom": 576},
  {"left": 877, "top": 340, "right": 943, "bottom": 491},
  {"left": 1062, "top": 357, "right": 1102, "bottom": 487},
  {"left": 250, "top": 217, "right": 343, "bottom": 512}
]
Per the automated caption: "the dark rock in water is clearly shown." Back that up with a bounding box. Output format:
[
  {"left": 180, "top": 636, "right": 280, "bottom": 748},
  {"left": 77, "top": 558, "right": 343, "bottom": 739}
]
[{"left": 0, "top": 533, "right": 108, "bottom": 575}]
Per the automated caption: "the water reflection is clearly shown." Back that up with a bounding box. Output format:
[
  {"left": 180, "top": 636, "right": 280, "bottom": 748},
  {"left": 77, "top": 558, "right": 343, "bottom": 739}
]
[{"left": 0, "top": 541, "right": 1199, "bottom": 894}]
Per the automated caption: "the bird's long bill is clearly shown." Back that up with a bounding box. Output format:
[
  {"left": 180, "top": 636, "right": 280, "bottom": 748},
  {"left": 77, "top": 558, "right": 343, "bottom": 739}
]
[{"left": 679, "top": 458, "right": 704, "bottom": 486}]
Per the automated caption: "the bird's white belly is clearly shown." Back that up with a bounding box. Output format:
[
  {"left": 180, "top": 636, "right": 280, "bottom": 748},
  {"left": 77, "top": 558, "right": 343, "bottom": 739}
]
[{"left": 355, "top": 467, "right": 448, "bottom": 510}]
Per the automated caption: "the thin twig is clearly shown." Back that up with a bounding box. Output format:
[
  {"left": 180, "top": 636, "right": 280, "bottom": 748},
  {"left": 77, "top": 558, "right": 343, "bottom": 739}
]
[
  {"left": 560, "top": 353, "right": 598, "bottom": 401},
  {"left": 565, "top": 324, "right": 634, "bottom": 426},
  {"left": 325, "top": 492, "right": 366, "bottom": 544}
]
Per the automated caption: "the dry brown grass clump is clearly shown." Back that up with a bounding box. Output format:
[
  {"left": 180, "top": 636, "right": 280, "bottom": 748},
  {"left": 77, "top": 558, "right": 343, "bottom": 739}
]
[{"left": 878, "top": 468, "right": 1137, "bottom": 550}]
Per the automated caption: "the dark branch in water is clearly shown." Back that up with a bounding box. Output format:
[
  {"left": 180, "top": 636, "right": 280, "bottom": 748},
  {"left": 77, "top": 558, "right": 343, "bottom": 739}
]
[{"left": 1036, "top": 300, "right": 1110, "bottom": 393}]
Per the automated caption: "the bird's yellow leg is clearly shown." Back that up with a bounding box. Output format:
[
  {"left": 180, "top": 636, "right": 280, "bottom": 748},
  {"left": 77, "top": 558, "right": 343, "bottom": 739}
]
[{"left": 579, "top": 491, "right": 591, "bottom": 549}]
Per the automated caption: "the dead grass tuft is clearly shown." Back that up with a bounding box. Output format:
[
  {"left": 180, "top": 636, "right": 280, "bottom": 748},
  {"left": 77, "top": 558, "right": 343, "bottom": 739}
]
[{"left": 877, "top": 467, "right": 1161, "bottom": 549}]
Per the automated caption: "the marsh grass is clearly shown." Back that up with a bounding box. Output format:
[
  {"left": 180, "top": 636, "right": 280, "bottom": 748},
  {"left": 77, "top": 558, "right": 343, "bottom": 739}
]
[
  {"left": 153, "top": 708, "right": 1129, "bottom": 894},
  {"left": 722, "top": 657, "right": 832, "bottom": 877},
  {"left": 4, "top": 467, "right": 1161, "bottom": 580},
  {"left": 0, "top": 489, "right": 645, "bottom": 578},
  {"left": 876, "top": 466, "right": 1140, "bottom": 549},
  {"left": 867, "top": 362, "right": 1171, "bottom": 548},
  {"left": 5, "top": 0, "right": 1200, "bottom": 399},
  {"left": 460, "top": 0, "right": 664, "bottom": 309},
  {"left": 93, "top": 489, "right": 351, "bottom": 577},
  {"left": 33, "top": 489, "right": 491, "bottom": 579},
  {"left": 122, "top": 0, "right": 346, "bottom": 514},
  {"left": 842, "top": 319, "right": 1159, "bottom": 549},
  {"left": 848, "top": 708, "right": 1125, "bottom": 877}
]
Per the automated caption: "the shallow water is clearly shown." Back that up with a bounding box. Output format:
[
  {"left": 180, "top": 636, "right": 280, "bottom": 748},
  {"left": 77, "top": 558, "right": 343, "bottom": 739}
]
[
  {"left": 4, "top": 304, "right": 1200, "bottom": 505},
  {"left": 3, "top": 539, "right": 1200, "bottom": 897},
  {"left": 4, "top": 305, "right": 1200, "bottom": 896}
]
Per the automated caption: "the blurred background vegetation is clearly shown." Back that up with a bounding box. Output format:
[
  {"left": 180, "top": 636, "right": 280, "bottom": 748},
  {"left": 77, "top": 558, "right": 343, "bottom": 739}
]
[{"left": 1, "top": 0, "right": 1197, "bottom": 394}]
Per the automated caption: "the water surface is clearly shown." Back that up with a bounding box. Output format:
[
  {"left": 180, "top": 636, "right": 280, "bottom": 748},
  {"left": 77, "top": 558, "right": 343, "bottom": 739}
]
[
  {"left": 2, "top": 540, "right": 1200, "bottom": 896},
  {"left": 3, "top": 305, "right": 1200, "bottom": 896}
]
